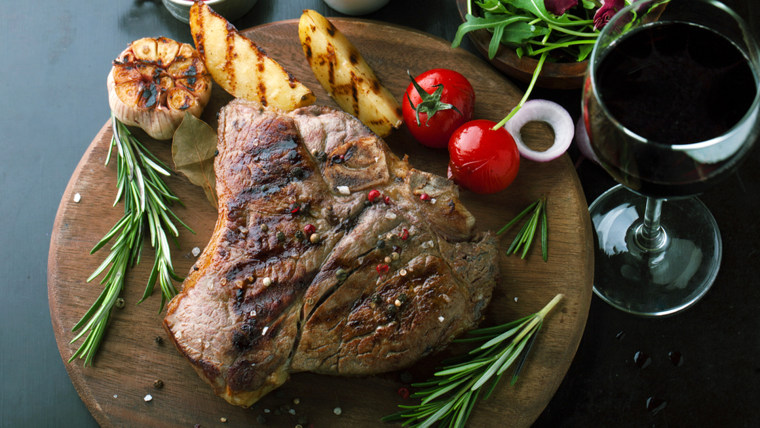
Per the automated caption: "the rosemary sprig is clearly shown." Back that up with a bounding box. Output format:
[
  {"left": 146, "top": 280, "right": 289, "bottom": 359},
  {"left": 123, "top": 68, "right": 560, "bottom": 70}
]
[
  {"left": 497, "top": 197, "right": 548, "bottom": 261},
  {"left": 68, "top": 114, "right": 192, "bottom": 366},
  {"left": 382, "top": 294, "right": 564, "bottom": 428}
]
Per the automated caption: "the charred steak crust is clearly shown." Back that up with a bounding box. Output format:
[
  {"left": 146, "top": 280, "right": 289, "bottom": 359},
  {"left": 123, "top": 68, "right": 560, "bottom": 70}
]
[{"left": 163, "top": 100, "right": 499, "bottom": 407}]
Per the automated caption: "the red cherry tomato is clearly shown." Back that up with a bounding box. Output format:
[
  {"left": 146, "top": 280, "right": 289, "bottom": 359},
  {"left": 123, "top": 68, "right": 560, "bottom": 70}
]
[
  {"left": 402, "top": 69, "right": 475, "bottom": 148},
  {"left": 447, "top": 120, "right": 520, "bottom": 194}
]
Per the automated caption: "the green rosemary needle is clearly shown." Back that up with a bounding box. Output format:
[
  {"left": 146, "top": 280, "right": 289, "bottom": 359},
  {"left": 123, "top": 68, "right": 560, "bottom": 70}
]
[
  {"left": 69, "top": 114, "right": 192, "bottom": 366},
  {"left": 497, "top": 197, "right": 548, "bottom": 261},
  {"left": 382, "top": 294, "right": 564, "bottom": 428}
]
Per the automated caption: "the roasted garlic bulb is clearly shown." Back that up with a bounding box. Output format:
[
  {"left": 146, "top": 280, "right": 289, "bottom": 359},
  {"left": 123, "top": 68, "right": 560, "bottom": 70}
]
[{"left": 107, "top": 37, "right": 212, "bottom": 140}]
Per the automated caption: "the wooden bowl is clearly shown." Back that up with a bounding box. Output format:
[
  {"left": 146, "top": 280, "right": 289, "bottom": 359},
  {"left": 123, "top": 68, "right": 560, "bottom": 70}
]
[{"left": 455, "top": 0, "right": 587, "bottom": 89}]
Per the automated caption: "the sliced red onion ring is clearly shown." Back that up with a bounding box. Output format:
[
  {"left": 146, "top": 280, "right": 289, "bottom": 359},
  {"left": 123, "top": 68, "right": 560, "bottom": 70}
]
[
  {"left": 574, "top": 115, "right": 599, "bottom": 163},
  {"left": 505, "top": 99, "right": 574, "bottom": 162}
]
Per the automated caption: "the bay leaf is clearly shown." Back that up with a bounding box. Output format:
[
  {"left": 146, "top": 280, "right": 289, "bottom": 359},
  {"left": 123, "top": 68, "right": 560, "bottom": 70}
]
[{"left": 172, "top": 112, "right": 218, "bottom": 208}]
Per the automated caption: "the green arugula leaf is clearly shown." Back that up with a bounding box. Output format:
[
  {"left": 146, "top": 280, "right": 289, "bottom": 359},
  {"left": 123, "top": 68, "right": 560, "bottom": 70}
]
[
  {"left": 499, "top": 20, "right": 551, "bottom": 47},
  {"left": 581, "top": 0, "right": 597, "bottom": 9},
  {"left": 510, "top": 0, "right": 574, "bottom": 24},
  {"left": 452, "top": 13, "right": 532, "bottom": 49}
]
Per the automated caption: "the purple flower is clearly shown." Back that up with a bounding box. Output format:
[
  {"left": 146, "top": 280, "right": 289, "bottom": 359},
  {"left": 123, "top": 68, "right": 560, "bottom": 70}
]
[
  {"left": 594, "top": 0, "right": 626, "bottom": 30},
  {"left": 545, "top": 0, "right": 578, "bottom": 16}
]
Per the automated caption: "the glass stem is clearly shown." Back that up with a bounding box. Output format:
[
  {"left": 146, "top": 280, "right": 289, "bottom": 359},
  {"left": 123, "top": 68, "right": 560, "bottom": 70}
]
[{"left": 635, "top": 197, "right": 668, "bottom": 252}]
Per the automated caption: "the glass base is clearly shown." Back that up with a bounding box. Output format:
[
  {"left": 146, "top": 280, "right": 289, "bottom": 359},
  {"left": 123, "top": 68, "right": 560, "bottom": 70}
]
[{"left": 589, "top": 185, "right": 722, "bottom": 316}]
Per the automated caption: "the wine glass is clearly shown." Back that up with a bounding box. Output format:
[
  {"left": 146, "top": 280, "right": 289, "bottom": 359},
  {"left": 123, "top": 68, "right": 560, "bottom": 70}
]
[{"left": 582, "top": 0, "right": 760, "bottom": 316}]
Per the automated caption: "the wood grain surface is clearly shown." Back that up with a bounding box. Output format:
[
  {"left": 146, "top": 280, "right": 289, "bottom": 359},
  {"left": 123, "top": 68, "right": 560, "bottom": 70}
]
[{"left": 48, "top": 18, "right": 593, "bottom": 427}]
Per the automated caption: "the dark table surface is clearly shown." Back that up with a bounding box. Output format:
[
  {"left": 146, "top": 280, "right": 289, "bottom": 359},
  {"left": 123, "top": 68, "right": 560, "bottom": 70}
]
[{"left": 3, "top": 0, "right": 759, "bottom": 426}]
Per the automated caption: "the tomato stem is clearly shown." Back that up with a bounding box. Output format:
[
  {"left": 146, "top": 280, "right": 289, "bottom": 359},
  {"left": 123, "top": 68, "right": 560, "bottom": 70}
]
[{"left": 406, "top": 70, "right": 462, "bottom": 127}]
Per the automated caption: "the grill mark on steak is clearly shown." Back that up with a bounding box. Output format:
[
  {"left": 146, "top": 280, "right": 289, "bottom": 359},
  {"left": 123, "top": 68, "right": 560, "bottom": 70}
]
[{"left": 164, "top": 100, "right": 499, "bottom": 407}]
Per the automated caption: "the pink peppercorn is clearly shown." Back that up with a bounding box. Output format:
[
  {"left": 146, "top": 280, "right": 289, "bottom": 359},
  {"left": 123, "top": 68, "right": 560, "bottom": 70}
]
[
  {"left": 397, "top": 386, "right": 410, "bottom": 399},
  {"left": 368, "top": 189, "right": 381, "bottom": 203},
  {"left": 304, "top": 224, "right": 316, "bottom": 235},
  {"left": 400, "top": 228, "right": 409, "bottom": 240}
]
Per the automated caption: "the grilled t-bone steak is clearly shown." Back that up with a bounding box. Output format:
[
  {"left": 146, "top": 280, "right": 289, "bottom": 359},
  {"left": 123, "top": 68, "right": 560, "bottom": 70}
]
[{"left": 164, "top": 99, "right": 499, "bottom": 407}]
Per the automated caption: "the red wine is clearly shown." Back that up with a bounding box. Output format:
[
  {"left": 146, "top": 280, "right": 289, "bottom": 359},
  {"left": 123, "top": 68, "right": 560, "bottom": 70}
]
[
  {"left": 586, "top": 21, "right": 759, "bottom": 197},
  {"left": 598, "top": 22, "right": 755, "bottom": 144}
]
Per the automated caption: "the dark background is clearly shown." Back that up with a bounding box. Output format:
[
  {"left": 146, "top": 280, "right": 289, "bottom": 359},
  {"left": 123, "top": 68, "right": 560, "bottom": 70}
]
[{"left": 1, "top": 0, "right": 758, "bottom": 426}]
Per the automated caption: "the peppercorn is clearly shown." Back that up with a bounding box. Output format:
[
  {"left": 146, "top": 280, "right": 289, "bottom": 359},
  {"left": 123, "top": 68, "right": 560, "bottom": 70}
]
[
  {"left": 336, "top": 268, "right": 348, "bottom": 283},
  {"left": 115, "top": 297, "right": 125, "bottom": 309},
  {"left": 304, "top": 224, "right": 316, "bottom": 235},
  {"left": 367, "top": 189, "right": 381, "bottom": 202},
  {"left": 153, "top": 379, "right": 164, "bottom": 389},
  {"left": 376, "top": 264, "right": 390, "bottom": 275},
  {"left": 400, "top": 229, "right": 410, "bottom": 240},
  {"left": 397, "top": 386, "right": 410, "bottom": 399},
  {"left": 276, "top": 231, "right": 286, "bottom": 242},
  {"left": 291, "top": 166, "right": 304, "bottom": 179}
]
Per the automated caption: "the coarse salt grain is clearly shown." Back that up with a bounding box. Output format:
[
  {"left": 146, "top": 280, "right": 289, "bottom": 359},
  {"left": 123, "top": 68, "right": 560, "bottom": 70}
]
[
  {"left": 144, "top": 394, "right": 153, "bottom": 402},
  {"left": 514, "top": 297, "right": 519, "bottom": 303},
  {"left": 262, "top": 326, "right": 269, "bottom": 335},
  {"left": 438, "top": 316, "right": 445, "bottom": 323},
  {"left": 191, "top": 247, "right": 201, "bottom": 257},
  {"left": 385, "top": 211, "right": 397, "bottom": 220},
  {"left": 337, "top": 185, "right": 350, "bottom": 195},
  {"left": 73, "top": 193, "right": 81, "bottom": 203},
  {"left": 333, "top": 407, "right": 343, "bottom": 415}
]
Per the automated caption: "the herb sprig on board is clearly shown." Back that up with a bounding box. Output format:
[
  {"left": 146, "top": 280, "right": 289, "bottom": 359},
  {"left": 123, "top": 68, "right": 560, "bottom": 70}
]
[
  {"left": 68, "top": 114, "right": 192, "bottom": 366},
  {"left": 382, "top": 294, "right": 564, "bottom": 427},
  {"left": 497, "top": 197, "right": 548, "bottom": 261}
]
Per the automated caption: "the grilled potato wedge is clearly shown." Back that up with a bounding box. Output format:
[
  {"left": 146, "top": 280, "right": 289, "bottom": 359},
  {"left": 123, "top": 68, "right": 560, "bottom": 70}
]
[
  {"left": 189, "top": 2, "right": 315, "bottom": 110},
  {"left": 298, "top": 10, "right": 402, "bottom": 137}
]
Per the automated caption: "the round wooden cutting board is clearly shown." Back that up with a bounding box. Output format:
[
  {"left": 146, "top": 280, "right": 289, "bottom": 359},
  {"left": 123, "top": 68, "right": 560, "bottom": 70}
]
[{"left": 48, "top": 18, "right": 592, "bottom": 428}]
